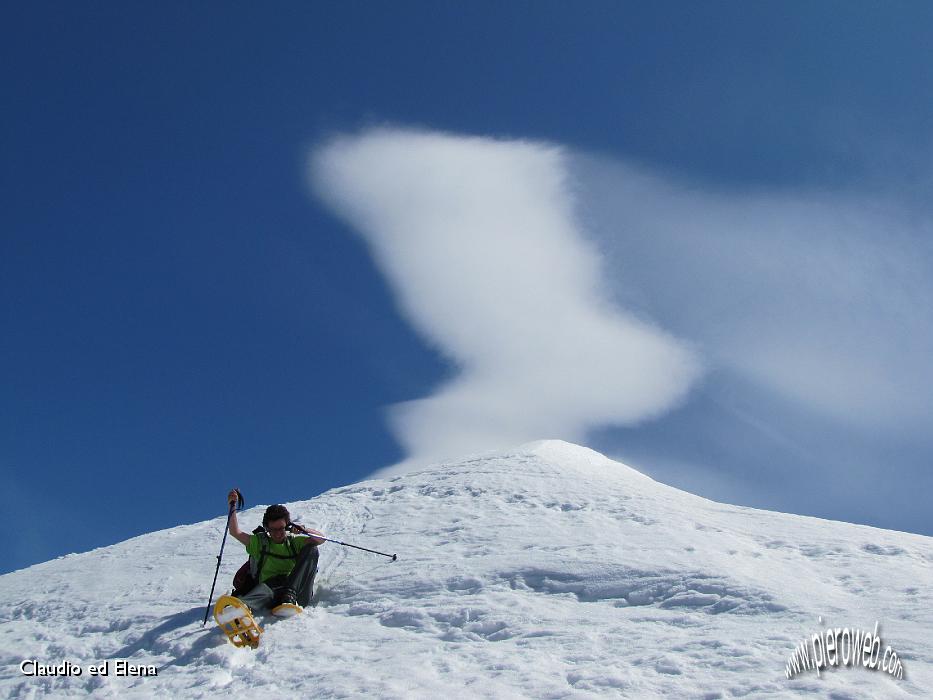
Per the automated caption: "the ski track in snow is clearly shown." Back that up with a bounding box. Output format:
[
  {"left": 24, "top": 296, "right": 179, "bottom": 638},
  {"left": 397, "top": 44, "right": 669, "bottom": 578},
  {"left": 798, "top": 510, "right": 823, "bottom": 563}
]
[{"left": 1, "top": 441, "right": 931, "bottom": 698}]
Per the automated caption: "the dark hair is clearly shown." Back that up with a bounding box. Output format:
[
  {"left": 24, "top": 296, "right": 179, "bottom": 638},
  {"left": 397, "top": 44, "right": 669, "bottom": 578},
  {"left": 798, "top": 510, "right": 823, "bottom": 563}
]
[{"left": 262, "top": 504, "right": 291, "bottom": 527}]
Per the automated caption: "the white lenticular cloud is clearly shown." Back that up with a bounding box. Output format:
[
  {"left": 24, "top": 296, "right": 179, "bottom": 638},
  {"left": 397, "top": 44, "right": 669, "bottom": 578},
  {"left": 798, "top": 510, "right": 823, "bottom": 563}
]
[{"left": 311, "top": 128, "right": 704, "bottom": 471}]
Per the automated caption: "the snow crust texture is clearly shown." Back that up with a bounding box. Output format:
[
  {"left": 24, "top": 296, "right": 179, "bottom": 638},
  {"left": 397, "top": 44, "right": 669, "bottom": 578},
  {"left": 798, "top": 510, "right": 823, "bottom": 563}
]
[{"left": 2, "top": 441, "right": 931, "bottom": 698}]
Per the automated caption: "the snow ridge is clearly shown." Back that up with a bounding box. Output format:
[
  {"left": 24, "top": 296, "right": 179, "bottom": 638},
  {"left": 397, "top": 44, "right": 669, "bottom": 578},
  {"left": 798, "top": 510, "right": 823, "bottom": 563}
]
[{"left": 2, "top": 441, "right": 931, "bottom": 698}]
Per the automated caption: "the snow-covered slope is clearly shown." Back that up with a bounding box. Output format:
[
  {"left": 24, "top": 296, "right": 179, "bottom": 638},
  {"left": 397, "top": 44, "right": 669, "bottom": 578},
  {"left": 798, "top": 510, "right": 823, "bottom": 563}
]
[{"left": 2, "top": 441, "right": 931, "bottom": 698}]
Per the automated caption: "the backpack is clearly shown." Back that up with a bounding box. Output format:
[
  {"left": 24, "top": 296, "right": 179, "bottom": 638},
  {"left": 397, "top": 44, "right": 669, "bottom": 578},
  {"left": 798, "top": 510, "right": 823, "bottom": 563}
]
[{"left": 232, "top": 526, "right": 299, "bottom": 595}]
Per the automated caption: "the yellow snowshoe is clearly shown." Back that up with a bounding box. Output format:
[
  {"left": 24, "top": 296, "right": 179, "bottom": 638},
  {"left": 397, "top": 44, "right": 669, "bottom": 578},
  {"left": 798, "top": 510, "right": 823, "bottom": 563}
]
[
  {"left": 271, "top": 602, "right": 303, "bottom": 618},
  {"left": 214, "top": 594, "right": 263, "bottom": 648}
]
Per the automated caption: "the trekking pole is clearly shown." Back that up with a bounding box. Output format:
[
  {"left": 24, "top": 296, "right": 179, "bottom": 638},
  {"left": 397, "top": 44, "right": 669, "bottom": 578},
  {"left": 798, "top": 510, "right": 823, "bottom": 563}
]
[
  {"left": 202, "top": 489, "right": 245, "bottom": 626},
  {"left": 291, "top": 523, "right": 397, "bottom": 560},
  {"left": 320, "top": 537, "right": 397, "bottom": 560}
]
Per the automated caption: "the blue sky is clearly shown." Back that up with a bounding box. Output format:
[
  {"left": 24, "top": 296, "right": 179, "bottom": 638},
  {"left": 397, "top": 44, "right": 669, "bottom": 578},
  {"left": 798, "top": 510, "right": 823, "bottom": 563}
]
[{"left": 3, "top": 2, "right": 933, "bottom": 573}]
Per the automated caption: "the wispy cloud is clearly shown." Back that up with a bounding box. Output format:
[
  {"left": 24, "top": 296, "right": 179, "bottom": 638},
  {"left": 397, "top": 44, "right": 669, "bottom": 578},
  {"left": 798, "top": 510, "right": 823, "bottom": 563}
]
[
  {"left": 579, "top": 156, "right": 933, "bottom": 533},
  {"left": 573, "top": 156, "right": 933, "bottom": 436},
  {"left": 311, "top": 128, "right": 704, "bottom": 471}
]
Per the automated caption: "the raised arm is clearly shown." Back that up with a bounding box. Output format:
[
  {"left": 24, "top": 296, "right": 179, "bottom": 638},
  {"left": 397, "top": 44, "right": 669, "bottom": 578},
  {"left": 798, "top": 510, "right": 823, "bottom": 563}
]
[
  {"left": 290, "top": 522, "right": 326, "bottom": 546},
  {"left": 226, "top": 489, "right": 251, "bottom": 546}
]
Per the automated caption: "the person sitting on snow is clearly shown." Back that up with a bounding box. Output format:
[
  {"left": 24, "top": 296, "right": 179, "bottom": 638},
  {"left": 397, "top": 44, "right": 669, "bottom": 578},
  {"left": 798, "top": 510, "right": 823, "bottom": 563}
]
[{"left": 226, "top": 489, "right": 325, "bottom": 615}]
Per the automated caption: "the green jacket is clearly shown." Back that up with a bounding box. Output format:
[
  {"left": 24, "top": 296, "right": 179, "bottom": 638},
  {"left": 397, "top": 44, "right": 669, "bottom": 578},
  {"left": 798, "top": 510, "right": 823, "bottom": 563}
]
[{"left": 246, "top": 533, "right": 314, "bottom": 582}]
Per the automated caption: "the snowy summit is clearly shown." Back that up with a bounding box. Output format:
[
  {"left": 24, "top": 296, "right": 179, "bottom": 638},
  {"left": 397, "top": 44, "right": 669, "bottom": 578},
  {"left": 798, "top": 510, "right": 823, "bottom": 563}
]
[{"left": 2, "top": 441, "right": 931, "bottom": 698}]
